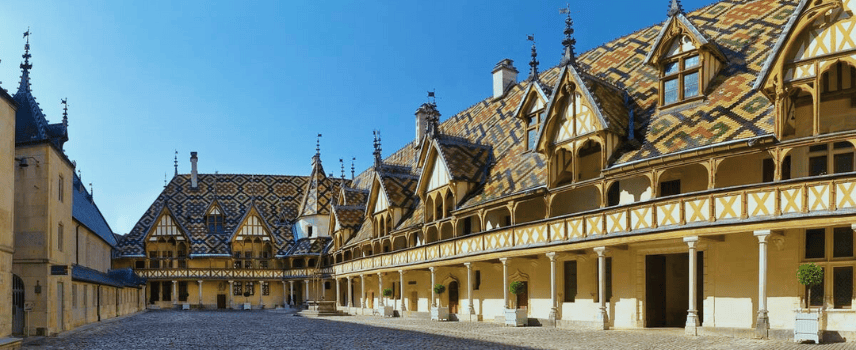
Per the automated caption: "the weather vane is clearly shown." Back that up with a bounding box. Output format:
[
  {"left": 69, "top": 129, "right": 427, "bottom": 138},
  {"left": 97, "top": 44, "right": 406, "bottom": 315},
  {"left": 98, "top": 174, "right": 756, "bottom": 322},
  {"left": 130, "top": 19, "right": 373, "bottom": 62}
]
[{"left": 428, "top": 89, "right": 436, "bottom": 104}]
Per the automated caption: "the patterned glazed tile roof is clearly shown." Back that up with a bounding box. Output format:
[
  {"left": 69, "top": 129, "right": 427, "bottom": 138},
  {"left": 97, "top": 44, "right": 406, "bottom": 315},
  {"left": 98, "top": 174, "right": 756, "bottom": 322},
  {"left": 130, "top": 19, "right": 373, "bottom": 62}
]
[
  {"left": 298, "top": 156, "right": 343, "bottom": 217},
  {"left": 332, "top": 205, "right": 365, "bottom": 230},
  {"left": 435, "top": 136, "right": 491, "bottom": 182},
  {"left": 346, "top": 217, "right": 373, "bottom": 248},
  {"left": 341, "top": 186, "right": 368, "bottom": 206},
  {"left": 287, "top": 237, "right": 332, "bottom": 256},
  {"left": 117, "top": 173, "right": 309, "bottom": 258},
  {"left": 578, "top": 72, "right": 630, "bottom": 135},
  {"left": 377, "top": 169, "right": 419, "bottom": 210},
  {"left": 72, "top": 173, "right": 117, "bottom": 247}
]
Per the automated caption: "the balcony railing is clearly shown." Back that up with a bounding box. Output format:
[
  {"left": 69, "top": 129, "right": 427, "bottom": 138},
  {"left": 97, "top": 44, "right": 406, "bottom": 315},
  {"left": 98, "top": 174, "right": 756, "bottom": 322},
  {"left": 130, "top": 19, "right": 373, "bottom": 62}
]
[
  {"left": 334, "top": 175, "right": 856, "bottom": 274},
  {"left": 135, "top": 267, "right": 333, "bottom": 280}
]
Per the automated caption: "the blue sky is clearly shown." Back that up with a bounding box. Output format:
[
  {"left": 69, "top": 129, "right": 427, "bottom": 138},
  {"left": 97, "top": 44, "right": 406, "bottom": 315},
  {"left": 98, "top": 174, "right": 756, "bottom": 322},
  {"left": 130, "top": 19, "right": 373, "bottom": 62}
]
[{"left": 0, "top": 0, "right": 713, "bottom": 234}]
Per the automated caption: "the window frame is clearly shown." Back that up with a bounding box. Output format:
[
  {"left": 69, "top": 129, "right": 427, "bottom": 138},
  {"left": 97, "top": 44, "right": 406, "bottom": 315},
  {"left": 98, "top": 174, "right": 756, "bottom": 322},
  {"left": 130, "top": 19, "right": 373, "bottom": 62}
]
[
  {"left": 524, "top": 110, "right": 544, "bottom": 152},
  {"left": 802, "top": 226, "right": 856, "bottom": 309},
  {"left": 660, "top": 47, "right": 703, "bottom": 107}
]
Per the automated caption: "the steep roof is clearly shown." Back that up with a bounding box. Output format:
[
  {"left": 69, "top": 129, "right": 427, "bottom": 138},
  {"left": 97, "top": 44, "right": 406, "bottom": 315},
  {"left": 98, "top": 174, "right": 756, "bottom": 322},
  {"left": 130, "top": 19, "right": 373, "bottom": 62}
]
[
  {"left": 13, "top": 39, "right": 67, "bottom": 148},
  {"left": 72, "top": 173, "right": 117, "bottom": 247},
  {"left": 298, "top": 155, "right": 342, "bottom": 217},
  {"left": 287, "top": 237, "right": 332, "bottom": 256}
]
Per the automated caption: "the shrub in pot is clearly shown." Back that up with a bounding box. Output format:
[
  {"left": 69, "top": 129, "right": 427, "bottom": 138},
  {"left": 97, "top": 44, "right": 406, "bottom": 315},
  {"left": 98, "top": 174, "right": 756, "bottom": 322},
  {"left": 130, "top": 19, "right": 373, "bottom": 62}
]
[{"left": 794, "top": 263, "right": 824, "bottom": 343}]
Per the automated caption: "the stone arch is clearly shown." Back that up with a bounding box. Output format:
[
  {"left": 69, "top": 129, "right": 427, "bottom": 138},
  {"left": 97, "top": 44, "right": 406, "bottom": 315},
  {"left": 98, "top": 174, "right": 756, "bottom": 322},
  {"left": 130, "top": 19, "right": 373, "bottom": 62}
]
[
  {"left": 576, "top": 139, "right": 603, "bottom": 182},
  {"left": 425, "top": 226, "right": 439, "bottom": 244}
]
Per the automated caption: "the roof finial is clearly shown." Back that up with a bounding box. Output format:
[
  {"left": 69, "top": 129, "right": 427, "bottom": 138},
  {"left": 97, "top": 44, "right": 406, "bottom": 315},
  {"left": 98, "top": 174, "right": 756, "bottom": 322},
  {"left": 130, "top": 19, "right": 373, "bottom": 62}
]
[
  {"left": 373, "top": 130, "right": 383, "bottom": 167},
  {"left": 18, "top": 27, "right": 33, "bottom": 94},
  {"left": 526, "top": 34, "right": 539, "bottom": 81},
  {"left": 174, "top": 150, "right": 178, "bottom": 176},
  {"left": 559, "top": 5, "right": 577, "bottom": 67},
  {"left": 339, "top": 158, "right": 345, "bottom": 179},
  {"left": 61, "top": 98, "right": 68, "bottom": 128},
  {"left": 667, "top": 0, "right": 684, "bottom": 17},
  {"left": 351, "top": 157, "right": 356, "bottom": 180},
  {"left": 89, "top": 182, "right": 93, "bottom": 200},
  {"left": 164, "top": 173, "right": 167, "bottom": 188},
  {"left": 315, "top": 133, "right": 322, "bottom": 157}
]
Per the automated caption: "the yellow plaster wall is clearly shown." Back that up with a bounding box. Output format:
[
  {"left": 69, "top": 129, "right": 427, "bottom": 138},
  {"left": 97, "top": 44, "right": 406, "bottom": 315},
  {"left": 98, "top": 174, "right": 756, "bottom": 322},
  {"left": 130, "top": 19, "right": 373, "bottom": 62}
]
[{"left": 0, "top": 95, "right": 15, "bottom": 337}]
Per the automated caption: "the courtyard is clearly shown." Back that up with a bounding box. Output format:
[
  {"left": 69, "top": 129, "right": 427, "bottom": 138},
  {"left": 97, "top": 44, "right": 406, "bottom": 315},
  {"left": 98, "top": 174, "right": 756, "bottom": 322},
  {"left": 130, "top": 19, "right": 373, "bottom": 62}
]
[{"left": 19, "top": 310, "right": 855, "bottom": 349}]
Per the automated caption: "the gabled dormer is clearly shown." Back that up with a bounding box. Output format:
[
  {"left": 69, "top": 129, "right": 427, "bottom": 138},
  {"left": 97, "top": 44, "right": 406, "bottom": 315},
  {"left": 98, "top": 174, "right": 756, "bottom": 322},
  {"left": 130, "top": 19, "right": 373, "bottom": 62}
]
[
  {"left": 645, "top": 0, "right": 726, "bottom": 108},
  {"left": 365, "top": 168, "right": 418, "bottom": 239},
  {"left": 513, "top": 81, "right": 550, "bottom": 152},
  {"left": 204, "top": 201, "right": 226, "bottom": 235},
  {"left": 145, "top": 207, "right": 191, "bottom": 268},
  {"left": 416, "top": 137, "right": 490, "bottom": 223},
  {"left": 230, "top": 205, "right": 276, "bottom": 268},
  {"left": 755, "top": 0, "right": 855, "bottom": 140},
  {"left": 535, "top": 63, "right": 629, "bottom": 187}
]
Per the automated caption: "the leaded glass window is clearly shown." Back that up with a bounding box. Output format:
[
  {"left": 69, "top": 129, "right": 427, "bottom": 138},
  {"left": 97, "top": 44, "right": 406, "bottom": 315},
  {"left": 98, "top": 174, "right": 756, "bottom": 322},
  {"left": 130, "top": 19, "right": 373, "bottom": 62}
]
[
  {"left": 660, "top": 36, "right": 702, "bottom": 106},
  {"left": 834, "top": 266, "right": 853, "bottom": 309},
  {"left": 233, "top": 283, "right": 242, "bottom": 296},
  {"left": 262, "top": 282, "right": 270, "bottom": 296}
]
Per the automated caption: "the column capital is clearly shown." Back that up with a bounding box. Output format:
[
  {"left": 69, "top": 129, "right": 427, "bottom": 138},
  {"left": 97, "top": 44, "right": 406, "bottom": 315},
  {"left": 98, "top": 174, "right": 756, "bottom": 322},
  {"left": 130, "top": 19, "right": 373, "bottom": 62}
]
[
  {"left": 429, "top": 266, "right": 435, "bottom": 272},
  {"left": 228, "top": 280, "right": 234, "bottom": 284},
  {"left": 172, "top": 280, "right": 178, "bottom": 284},
  {"left": 197, "top": 280, "right": 203, "bottom": 284},
  {"left": 851, "top": 223, "right": 856, "bottom": 231},
  {"left": 463, "top": 262, "right": 472, "bottom": 268},
  {"left": 398, "top": 269, "right": 405, "bottom": 274},
  {"left": 684, "top": 236, "right": 699, "bottom": 249},
  {"left": 546, "top": 252, "right": 557, "bottom": 261},
  {"left": 377, "top": 272, "right": 383, "bottom": 277},
  {"left": 499, "top": 257, "right": 510, "bottom": 265},
  {"left": 593, "top": 246, "right": 608, "bottom": 256}
]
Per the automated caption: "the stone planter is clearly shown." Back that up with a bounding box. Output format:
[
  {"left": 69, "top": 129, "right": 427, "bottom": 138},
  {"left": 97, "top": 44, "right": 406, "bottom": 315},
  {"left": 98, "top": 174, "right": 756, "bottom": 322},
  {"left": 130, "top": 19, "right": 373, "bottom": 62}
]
[
  {"left": 794, "top": 309, "right": 821, "bottom": 343},
  {"left": 181, "top": 303, "right": 190, "bottom": 310},
  {"left": 242, "top": 303, "right": 252, "bottom": 310},
  {"left": 505, "top": 308, "right": 527, "bottom": 327},
  {"left": 383, "top": 306, "right": 395, "bottom": 317},
  {"left": 431, "top": 307, "right": 449, "bottom": 321}
]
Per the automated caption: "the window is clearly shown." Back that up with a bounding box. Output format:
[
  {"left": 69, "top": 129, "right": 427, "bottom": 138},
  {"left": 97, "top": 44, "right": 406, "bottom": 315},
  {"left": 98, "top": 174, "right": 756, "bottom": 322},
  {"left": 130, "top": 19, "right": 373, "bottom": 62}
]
[
  {"left": 595, "top": 257, "right": 612, "bottom": 303},
  {"left": 803, "top": 227, "right": 856, "bottom": 308},
  {"left": 233, "top": 282, "right": 242, "bottom": 296},
  {"left": 162, "top": 282, "right": 172, "bottom": 301},
  {"left": 135, "top": 260, "right": 145, "bottom": 269},
  {"left": 85, "top": 285, "right": 89, "bottom": 306},
  {"left": 564, "top": 260, "right": 577, "bottom": 302},
  {"left": 660, "top": 180, "right": 681, "bottom": 197},
  {"left": 661, "top": 36, "right": 701, "bottom": 106},
  {"left": 73, "top": 285, "right": 77, "bottom": 308},
  {"left": 57, "top": 223, "right": 63, "bottom": 252},
  {"left": 762, "top": 158, "right": 775, "bottom": 183},
  {"left": 782, "top": 155, "right": 792, "bottom": 180},
  {"left": 833, "top": 227, "right": 853, "bottom": 258},
  {"left": 206, "top": 206, "right": 224, "bottom": 234},
  {"left": 308, "top": 226, "right": 313, "bottom": 237},
  {"left": 262, "top": 282, "right": 270, "bottom": 296},
  {"left": 807, "top": 142, "right": 855, "bottom": 177},
  {"left": 805, "top": 229, "right": 826, "bottom": 259},
  {"left": 474, "top": 270, "right": 481, "bottom": 291},
  {"left": 462, "top": 217, "right": 472, "bottom": 235},
  {"left": 525, "top": 111, "right": 545, "bottom": 151},
  {"left": 246, "top": 282, "right": 255, "bottom": 296},
  {"left": 834, "top": 266, "right": 853, "bottom": 309},
  {"left": 808, "top": 267, "right": 825, "bottom": 307},
  {"left": 149, "top": 251, "right": 160, "bottom": 269},
  {"left": 58, "top": 175, "right": 64, "bottom": 202}
]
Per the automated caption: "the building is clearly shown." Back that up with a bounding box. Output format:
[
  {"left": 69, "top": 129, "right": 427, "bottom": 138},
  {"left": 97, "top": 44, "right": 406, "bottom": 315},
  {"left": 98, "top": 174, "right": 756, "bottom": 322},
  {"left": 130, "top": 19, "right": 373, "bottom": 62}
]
[
  {"left": 0, "top": 55, "right": 21, "bottom": 349},
  {"left": 11, "top": 32, "right": 144, "bottom": 337},
  {"left": 122, "top": 0, "right": 856, "bottom": 342}
]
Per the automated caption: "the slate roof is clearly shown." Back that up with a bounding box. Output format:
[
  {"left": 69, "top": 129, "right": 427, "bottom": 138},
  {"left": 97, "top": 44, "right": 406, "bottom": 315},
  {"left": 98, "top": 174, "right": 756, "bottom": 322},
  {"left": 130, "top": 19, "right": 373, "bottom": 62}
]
[
  {"left": 13, "top": 52, "right": 67, "bottom": 148},
  {"left": 72, "top": 265, "right": 145, "bottom": 288},
  {"left": 287, "top": 237, "right": 332, "bottom": 256},
  {"left": 298, "top": 156, "right": 342, "bottom": 217},
  {"left": 332, "top": 205, "right": 365, "bottom": 230},
  {"left": 108, "top": 268, "right": 148, "bottom": 287},
  {"left": 434, "top": 136, "right": 491, "bottom": 183},
  {"left": 341, "top": 187, "right": 368, "bottom": 207},
  {"left": 72, "top": 173, "right": 117, "bottom": 247}
]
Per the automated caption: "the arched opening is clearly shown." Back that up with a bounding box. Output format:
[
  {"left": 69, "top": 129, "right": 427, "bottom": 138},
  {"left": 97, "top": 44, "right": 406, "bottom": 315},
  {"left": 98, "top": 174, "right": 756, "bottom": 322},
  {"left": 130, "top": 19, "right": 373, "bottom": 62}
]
[
  {"left": 392, "top": 236, "right": 407, "bottom": 251},
  {"left": 605, "top": 175, "right": 652, "bottom": 207},
  {"left": 715, "top": 152, "right": 772, "bottom": 188},
  {"left": 785, "top": 141, "right": 856, "bottom": 179},
  {"left": 344, "top": 251, "right": 352, "bottom": 261},
  {"left": 434, "top": 193, "right": 444, "bottom": 221},
  {"left": 372, "top": 242, "right": 381, "bottom": 255},
  {"left": 577, "top": 140, "right": 603, "bottom": 181},
  {"left": 514, "top": 197, "right": 546, "bottom": 224},
  {"left": 424, "top": 195, "right": 435, "bottom": 222},
  {"left": 782, "top": 87, "right": 815, "bottom": 140},
  {"left": 12, "top": 274, "right": 23, "bottom": 335},
  {"left": 448, "top": 281, "right": 460, "bottom": 314},
  {"left": 382, "top": 240, "right": 391, "bottom": 253},
  {"left": 456, "top": 215, "right": 481, "bottom": 236},
  {"left": 293, "top": 259, "right": 305, "bottom": 268},
  {"left": 658, "top": 164, "right": 708, "bottom": 197},
  {"left": 550, "top": 186, "right": 601, "bottom": 217},
  {"left": 819, "top": 61, "right": 856, "bottom": 135},
  {"left": 307, "top": 258, "right": 317, "bottom": 268},
  {"left": 385, "top": 215, "right": 393, "bottom": 236},
  {"left": 484, "top": 207, "right": 512, "bottom": 231},
  {"left": 409, "top": 232, "right": 423, "bottom": 248},
  {"left": 439, "top": 221, "right": 454, "bottom": 241},
  {"left": 443, "top": 191, "right": 455, "bottom": 218},
  {"left": 176, "top": 242, "right": 188, "bottom": 268},
  {"left": 552, "top": 147, "right": 574, "bottom": 187},
  {"left": 425, "top": 226, "right": 439, "bottom": 244}
]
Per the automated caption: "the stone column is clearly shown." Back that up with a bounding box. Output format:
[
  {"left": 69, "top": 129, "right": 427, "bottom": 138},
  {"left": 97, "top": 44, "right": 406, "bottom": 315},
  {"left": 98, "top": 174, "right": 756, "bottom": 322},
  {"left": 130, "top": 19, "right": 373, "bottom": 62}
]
[
  {"left": 754, "top": 230, "right": 771, "bottom": 338},
  {"left": 378, "top": 272, "right": 384, "bottom": 307},
  {"left": 593, "top": 247, "right": 609, "bottom": 330},
  {"left": 546, "top": 252, "right": 558, "bottom": 324},
  {"left": 499, "top": 258, "right": 509, "bottom": 309},
  {"left": 684, "top": 237, "right": 700, "bottom": 336},
  {"left": 228, "top": 280, "right": 234, "bottom": 308},
  {"left": 429, "top": 267, "right": 436, "bottom": 307},
  {"left": 399, "top": 270, "right": 406, "bottom": 312},
  {"left": 304, "top": 280, "right": 309, "bottom": 302},
  {"left": 172, "top": 281, "right": 178, "bottom": 306},
  {"left": 282, "top": 280, "right": 288, "bottom": 308},
  {"left": 461, "top": 263, "right": 473, "bottom": 316},
  {"left": 360, "top": 274, "right": 366, "bottom": 309},
  {"left": 259, "top": 280, "right": 264, "bottom": 307},
  {"left": 289, "top": 281, "right": 294, "bottom": 307},
  {"left": 336, "top": 278, "right": 341, "bottom": 307},
  {"left": 346, "top": 276, "right": 352, "bottom": 308},
  {"left": 197, "top": 280, "right": 203, "bottom": 307}
]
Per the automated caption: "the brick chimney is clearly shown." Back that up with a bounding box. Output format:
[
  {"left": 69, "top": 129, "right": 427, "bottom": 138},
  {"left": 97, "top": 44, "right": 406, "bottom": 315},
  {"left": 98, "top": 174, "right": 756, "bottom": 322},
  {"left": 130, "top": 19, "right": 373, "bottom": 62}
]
[
  {"left": 190, "top": 152, "right": 198, "bottom": 189},
  {"left": 492, "top": 59, "right": 518, "bottom": 99}
]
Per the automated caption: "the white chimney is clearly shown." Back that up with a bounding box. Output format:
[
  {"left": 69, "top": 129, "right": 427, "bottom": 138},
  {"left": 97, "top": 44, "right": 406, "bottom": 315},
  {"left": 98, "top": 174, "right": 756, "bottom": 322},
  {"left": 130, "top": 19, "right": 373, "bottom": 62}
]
[
  {"left": 190, "top": 152, "right": 198, "bottom": 189},
  {"left": 492, "top": 59, "right": 518, "bottom": 99},
  {"left": 415, "top": 107, "right": 428, "bottom": 145}
]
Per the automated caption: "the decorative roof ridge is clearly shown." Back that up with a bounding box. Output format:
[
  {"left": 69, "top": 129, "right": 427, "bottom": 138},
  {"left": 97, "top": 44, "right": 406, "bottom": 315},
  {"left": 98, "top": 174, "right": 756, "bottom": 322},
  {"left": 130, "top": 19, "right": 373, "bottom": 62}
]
[{"left": 333, "top": 204, "right": 366, "bottom": 211}]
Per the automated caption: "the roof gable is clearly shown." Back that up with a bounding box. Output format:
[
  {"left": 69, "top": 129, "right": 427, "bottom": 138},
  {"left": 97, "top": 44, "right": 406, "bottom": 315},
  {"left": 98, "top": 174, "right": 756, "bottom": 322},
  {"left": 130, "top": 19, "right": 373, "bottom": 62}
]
[{"left": 645, "top": 12, "right": 726, "bottom": 66}]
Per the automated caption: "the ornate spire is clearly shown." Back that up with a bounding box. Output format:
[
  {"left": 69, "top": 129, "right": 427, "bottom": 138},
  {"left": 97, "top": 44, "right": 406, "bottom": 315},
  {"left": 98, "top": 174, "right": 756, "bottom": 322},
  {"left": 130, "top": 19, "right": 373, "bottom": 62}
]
[
  {"left": 667, "top": 0, "right": 684, "bottom": 17},
  {"left": 340, "top": 158, "right": 345, "bottom": 179},
  {"left": 560, "top": 6, "right": 577, "bottom": 67},
  {"left": 174, "top": 150, "right": 178, "bottom": 176},
  {"left": 526, "top": 35, "right": 539, "bottom": 82},
  {"left": 312, "top": 133, "right": 323, "bottom": 170},
  {"left": 164, "top": 173, "right": 167, "bottom": 188},
  {"left": 373, "top": 130, "right": 383, "bottom": 168},
  {"left": 18, "top": 28, "right": 33, "bottom": 94},
  {"left": 61, "top": 98, "right": 68, "bottom": 128},
  {"left": 351, "top": 157, "right": 356, "bottom": 180}
]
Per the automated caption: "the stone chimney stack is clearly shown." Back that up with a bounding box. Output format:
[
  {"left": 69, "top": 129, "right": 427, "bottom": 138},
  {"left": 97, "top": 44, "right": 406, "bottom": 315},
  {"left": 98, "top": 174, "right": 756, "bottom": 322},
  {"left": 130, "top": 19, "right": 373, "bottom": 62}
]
[
  {"left": 492, "top": 59, "right": 518, "bottom": 99},
  {"left": 415, "top": 107, "right": 429, "bottom": 145},
  {"left": 190, "top": 152, "right": 198, "bottom": 189}
]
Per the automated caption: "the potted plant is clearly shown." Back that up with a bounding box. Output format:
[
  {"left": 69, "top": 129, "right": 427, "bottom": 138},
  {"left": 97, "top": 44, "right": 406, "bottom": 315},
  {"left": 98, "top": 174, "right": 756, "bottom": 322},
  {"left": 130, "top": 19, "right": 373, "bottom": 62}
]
[
  {"left": 243, "top": 291, "right": 252, "bottom": 310},
  {"left": 382, "top": 288, "right": 395, "bottom": 317},
  {"left": 795, "top": 263, "right": 823, "bottom": 343},
  {"left": 505, "top": 281, "right": 527, "bottom": 327},
  {"left": 430, "top": 284, "right": 448, "bottom": 321}
]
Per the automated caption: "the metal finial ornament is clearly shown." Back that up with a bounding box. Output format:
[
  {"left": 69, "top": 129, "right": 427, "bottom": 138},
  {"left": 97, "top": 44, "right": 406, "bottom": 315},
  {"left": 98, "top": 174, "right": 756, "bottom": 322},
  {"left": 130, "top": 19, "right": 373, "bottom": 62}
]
[
  {"left": 174, "top": 150, "right": 178, "bottom": 176},
  {"left": 373, "top": 130, "right": 383, "bottom": 167},
  {"left": 527, "top": 34, "right": 539, "bottom": 81},
  {"left": 667, "top": 0, "right": 684, "bottom": 17},
  {"left": 164, "top": 173, "right": 167, "bottom": 188},
  {"left": 61, "top": 98, "right": 68, "bottom": 128},
  {"left": 340, "top": 158, "right": 345, "bottom": 179},
  {"left": 560, "top": 6, "right": 577, "bottom": 67},
  {"left": 18, "top": 27, "right": 33, "bottom": 94},
  {"left": 89, "top": 182, "right": 93, "bottom": 199},
  {"left": 428, "top": 89, "right": 436, "bottom": 104},
  {"left": 316, "top": 133, "right": 322, "bottom": 156},
  {"left": 351, "top": 157, "right": 356, "bottom": 180}
]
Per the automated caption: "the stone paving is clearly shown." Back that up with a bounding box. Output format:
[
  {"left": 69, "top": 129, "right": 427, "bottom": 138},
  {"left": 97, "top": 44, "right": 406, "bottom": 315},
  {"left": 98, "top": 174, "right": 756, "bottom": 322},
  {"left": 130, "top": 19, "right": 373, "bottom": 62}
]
[{"left": 21, "top": 310, "right": 856, "bottom": 349}]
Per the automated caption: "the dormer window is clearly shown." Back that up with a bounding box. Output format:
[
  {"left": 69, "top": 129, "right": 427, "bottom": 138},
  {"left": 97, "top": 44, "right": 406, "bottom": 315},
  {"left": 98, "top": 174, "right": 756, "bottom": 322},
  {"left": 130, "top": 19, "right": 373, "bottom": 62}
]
[
  {"left": 206, "top": 206, "right": 224, "bottom": 234},
  {"left": 526, "top": 111, "right": 545, "bottom": 151},
  {"left": 661, "top": 36, "right": 701, "bottom": 106}
]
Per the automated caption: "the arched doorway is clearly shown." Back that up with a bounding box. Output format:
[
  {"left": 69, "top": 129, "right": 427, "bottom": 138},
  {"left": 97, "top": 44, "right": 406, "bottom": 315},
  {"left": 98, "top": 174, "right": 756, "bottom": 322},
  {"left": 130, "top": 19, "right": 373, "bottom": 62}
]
[
  {"left": 448, "top": 281, "right": 459, "bottom": 314},
  {"left": 12, "top": 275, "right": 23, "bottom": 335}
]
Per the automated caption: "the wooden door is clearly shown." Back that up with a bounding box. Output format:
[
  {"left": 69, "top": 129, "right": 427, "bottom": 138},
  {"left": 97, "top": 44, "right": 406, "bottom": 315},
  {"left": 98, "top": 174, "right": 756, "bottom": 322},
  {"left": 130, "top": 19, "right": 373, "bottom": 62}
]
[
  {"left": 217, "top": 294, "right": 226, "bottom": 309},
  {"left": 448, "top": 281, "right": 459, "bottom": 314},
  {"left": 410, "top": 291, "right": 418, "bottom": 311},
  {"left": 516, "top": 281, "right": 528, "bottom": 309},
  {"left": 646, "top": 255, "right": 667, "bottom": 327}
]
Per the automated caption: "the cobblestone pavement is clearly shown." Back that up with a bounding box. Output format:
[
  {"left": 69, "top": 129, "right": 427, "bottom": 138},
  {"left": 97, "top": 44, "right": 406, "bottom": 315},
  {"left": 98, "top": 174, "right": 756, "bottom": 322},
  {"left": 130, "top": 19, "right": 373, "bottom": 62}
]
[{"left": 21, "top": 310, "right": 856, "bottom": 350}]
